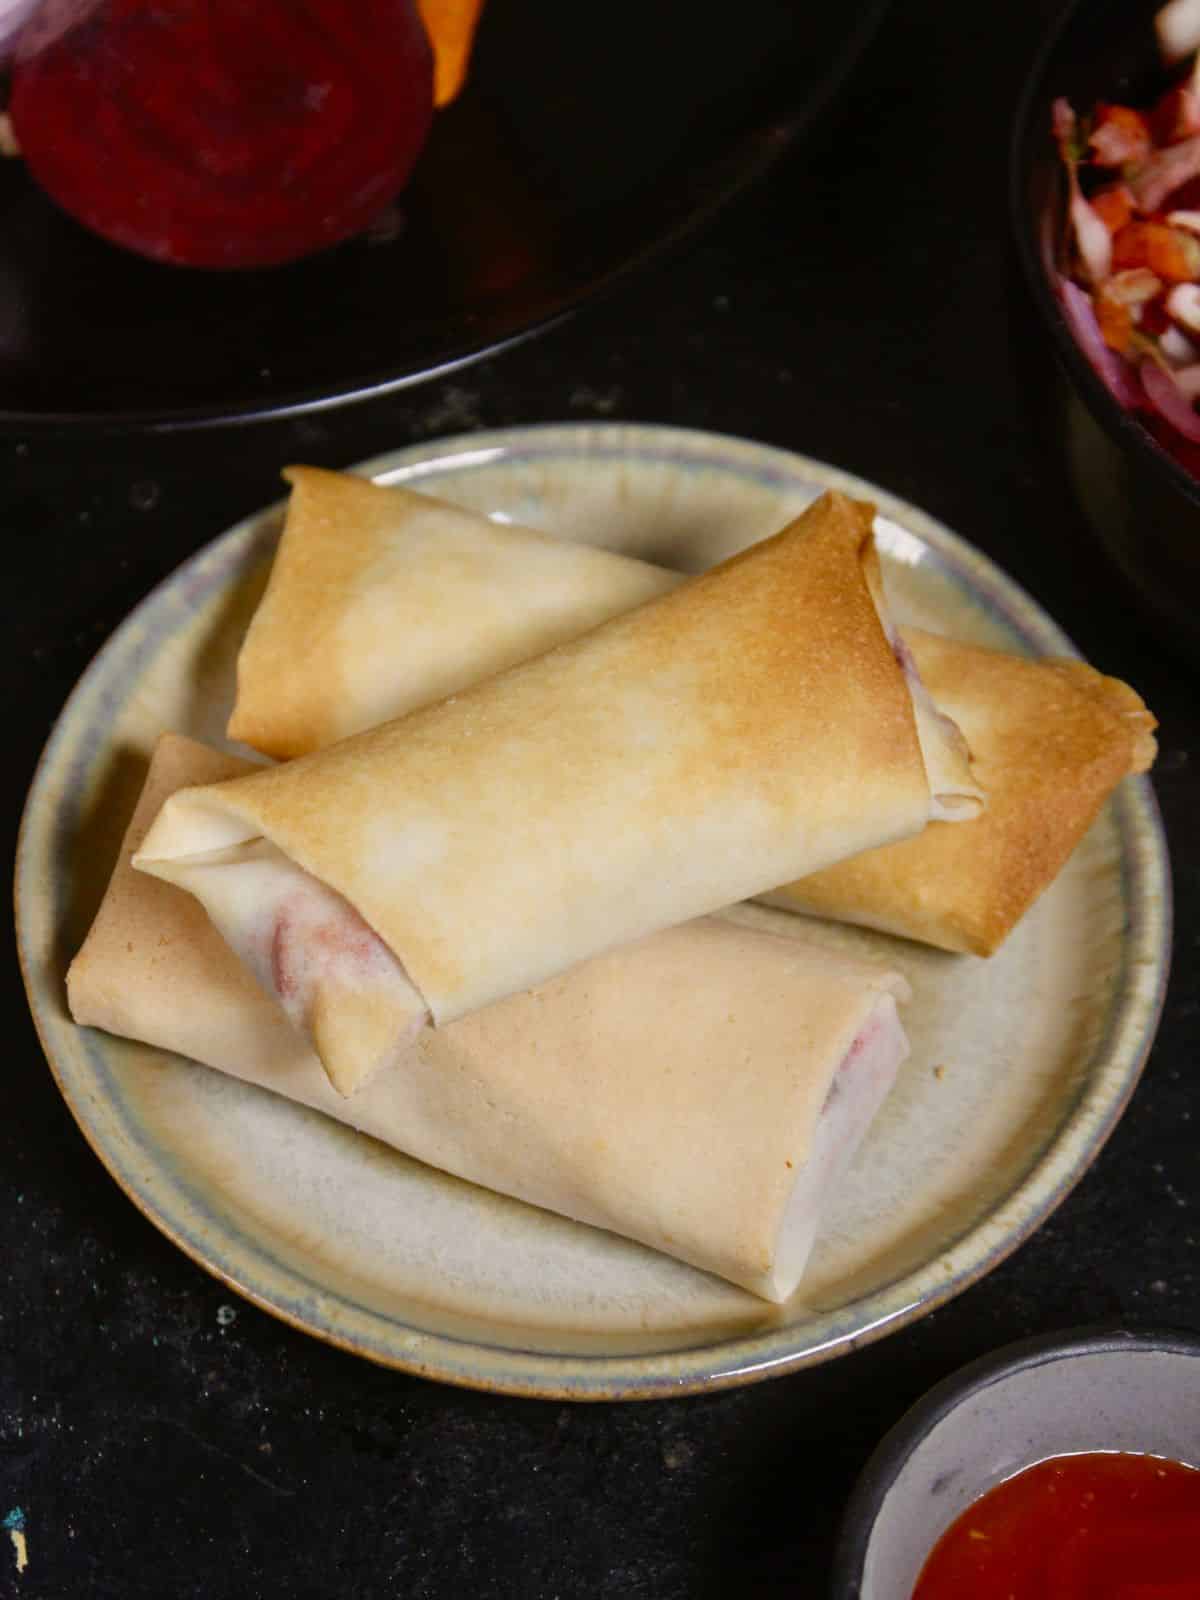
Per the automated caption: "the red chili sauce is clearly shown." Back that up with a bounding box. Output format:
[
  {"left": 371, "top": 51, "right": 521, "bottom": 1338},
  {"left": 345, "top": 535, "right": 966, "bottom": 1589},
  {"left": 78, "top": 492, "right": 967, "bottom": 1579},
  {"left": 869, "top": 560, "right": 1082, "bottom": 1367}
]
[{"left": 911, "top": 1451, "right": 1200, "bottom": 1599}]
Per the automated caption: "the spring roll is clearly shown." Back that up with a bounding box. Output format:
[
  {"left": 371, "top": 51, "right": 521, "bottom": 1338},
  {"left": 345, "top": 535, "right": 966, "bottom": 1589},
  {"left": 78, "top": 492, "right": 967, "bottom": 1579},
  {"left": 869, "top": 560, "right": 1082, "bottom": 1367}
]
[
  {"left": 228, "top": 467, "right": 680, "bottom": 760},
  {"left": 69, "top": 735, "right": 912, "bottom": 1302},
  {"left": 766, "top": 629, "right": 1158, "bottom": 954},
  {"left": 228, "top": 468, "right": 1154, "bottom": 960},
  {"left": 136, "top": 490, "right": 972, "bottom": 1097},
  {"left": 230, "top": 468, "right": 979, "bottom": 818}
]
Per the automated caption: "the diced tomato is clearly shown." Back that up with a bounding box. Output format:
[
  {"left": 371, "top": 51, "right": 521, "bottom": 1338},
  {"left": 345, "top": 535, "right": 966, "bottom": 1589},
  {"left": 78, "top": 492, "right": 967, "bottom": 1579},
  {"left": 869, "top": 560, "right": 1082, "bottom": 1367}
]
[
  {"left": 1095, "top": 292, "right": 1137, "bottom": 352},
  {"left": 1112, "top": 219, "right": 1200, "bottom": 278},
  {"left": 1161, "top": 173, "right": 1200, "bottom": 209},
  {"left": 1094, "top": 268, "right": 1164, "bottom": 351},
  {"left": 1130, "top": 133, "right": 1200, "bottom": 210},
  {"left": 1091, "top": 183, "right": 1135, "bottom": 232},
  {"left": 1106, "top": 268, "right": 1166, "bottom": 303},
  {"left": 1145, "top": 407, "right": 1200, "bottom": 471},
  {"left": 1116, "top": 1587, "right": 1200, "bottom": 1599},
  {"left": 1141, "top": 296, "right": 1173, "bottom": 336},
  {"left": 1090, "top": 103, "right": 1153, "bottom": 166},
  {"left": 1055, "top": 38, "right": 1200, "bottom": 470}
]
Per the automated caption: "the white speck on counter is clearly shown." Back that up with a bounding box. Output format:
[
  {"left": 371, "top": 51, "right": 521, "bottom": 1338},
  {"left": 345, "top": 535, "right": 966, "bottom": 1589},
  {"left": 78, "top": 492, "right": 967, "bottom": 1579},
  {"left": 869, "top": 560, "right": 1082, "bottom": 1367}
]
[
  {"left": 414, "top": 385, "right": 484, "bottom": 435},
  {"left": 661, "top": 1438, "right": 696, "bottom": 1471},
  {"left": 216, "top": 1305, "right": 237, "bottom": 1329}
]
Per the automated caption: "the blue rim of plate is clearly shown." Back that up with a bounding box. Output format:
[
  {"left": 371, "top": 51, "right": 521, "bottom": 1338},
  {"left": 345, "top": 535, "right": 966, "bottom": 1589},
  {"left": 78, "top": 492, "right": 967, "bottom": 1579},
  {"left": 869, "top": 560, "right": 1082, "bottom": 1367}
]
[{"left": 14, "top": 423, "right": 1172, "bottom": 1399}]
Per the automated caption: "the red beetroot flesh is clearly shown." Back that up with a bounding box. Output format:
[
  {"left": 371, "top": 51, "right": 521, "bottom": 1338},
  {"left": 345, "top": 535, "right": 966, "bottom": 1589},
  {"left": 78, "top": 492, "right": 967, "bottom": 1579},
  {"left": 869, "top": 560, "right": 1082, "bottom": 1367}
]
[{"left": 8, "top": 0, "right": 435, "bottom": 268}]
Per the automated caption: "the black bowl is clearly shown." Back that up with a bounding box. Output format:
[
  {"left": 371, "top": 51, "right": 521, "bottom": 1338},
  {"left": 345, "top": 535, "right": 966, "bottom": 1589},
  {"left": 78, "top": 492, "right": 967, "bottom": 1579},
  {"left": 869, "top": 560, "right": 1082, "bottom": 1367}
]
[{"left": 1011, "top": 0, "right": 1200, "bottom": 665}]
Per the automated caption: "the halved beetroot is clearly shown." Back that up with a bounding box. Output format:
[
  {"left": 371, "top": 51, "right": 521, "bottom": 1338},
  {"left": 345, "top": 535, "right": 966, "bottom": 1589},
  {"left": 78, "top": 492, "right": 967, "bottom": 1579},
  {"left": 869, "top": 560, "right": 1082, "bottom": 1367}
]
[{"left": 8, "top": 0, "right": 435, "bottom": 268}]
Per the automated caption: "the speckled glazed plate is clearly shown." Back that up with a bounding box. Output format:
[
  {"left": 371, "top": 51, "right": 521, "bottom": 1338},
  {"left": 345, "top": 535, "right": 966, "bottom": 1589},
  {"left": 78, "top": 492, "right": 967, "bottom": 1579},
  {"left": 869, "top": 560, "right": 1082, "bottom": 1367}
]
[{"left": 15, "top": 424, "right": 1170, "bottom": 1399}]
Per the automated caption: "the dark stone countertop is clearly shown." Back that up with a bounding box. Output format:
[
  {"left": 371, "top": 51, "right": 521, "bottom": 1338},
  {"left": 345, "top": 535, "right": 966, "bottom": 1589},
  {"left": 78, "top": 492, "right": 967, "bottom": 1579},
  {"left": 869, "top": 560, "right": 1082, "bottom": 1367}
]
[{"left": 4, "top": 1, "right": 1198, "bottom": 1595}]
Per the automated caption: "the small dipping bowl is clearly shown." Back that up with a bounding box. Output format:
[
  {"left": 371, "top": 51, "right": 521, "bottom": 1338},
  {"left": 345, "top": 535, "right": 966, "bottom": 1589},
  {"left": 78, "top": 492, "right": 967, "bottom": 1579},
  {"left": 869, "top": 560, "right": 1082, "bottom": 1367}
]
[{"left": 831, "top": 1325, "right": 1200, "bottom": 1598}]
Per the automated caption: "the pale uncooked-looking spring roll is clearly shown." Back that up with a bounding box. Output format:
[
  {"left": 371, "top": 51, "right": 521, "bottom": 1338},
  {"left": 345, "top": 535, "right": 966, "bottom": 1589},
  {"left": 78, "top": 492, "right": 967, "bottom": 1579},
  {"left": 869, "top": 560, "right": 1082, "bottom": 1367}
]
[
  {"left": 70, "top": 735, "right": 912, "bottom": 1302},
  {"left": 228, "top": 467, "right": 681, "bottom": 759},
  {"left": 228, "top": 468, "right": 1155, "bottom": 959},
  {"left": 136, "top": 490, "right": 975, "bottom": 1097}
]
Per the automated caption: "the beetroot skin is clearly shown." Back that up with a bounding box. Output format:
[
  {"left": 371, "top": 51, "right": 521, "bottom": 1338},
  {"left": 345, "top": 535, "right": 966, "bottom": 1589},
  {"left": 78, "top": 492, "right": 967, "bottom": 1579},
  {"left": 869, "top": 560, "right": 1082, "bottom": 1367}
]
[{"left": 8, "top": 0, "right": 435, "bottom": 268}]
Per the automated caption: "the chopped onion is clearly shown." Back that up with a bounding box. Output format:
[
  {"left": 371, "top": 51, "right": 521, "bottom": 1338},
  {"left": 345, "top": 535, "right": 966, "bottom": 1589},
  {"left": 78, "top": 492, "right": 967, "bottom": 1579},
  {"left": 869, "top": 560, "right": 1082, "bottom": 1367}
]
[
  {"left": 1161, "top": 323, "right": 1199, "bottom": 363},
  {"left": 1166, "top": 208, "right": 1200, "bottom": 233},
  {"left": 1105, "top": 268, "right": 1163, "bottom": 306},
  {"left": 1053, "top": 98, "right": 1114, "bottom": 283},
  {"left": 12, "top": 0, "right": 105, "bottom": 63},
  {"left": 1070, "top": 186, "right": 1113, "bottom": 283},
  {"left": 1130, "top": 134, "right": 1200, "bottom": 211},
  {"left": 0, "top": 0, "right": 41, "bottom": 61},
  {"left": 1059, "top": 278, "right": 1144, "bottom": 407},
  {"left": 1167, "top": 281, "right": 1200, "bottom": 331},
  {"left": 1141, "top": 357, "right": 1200, "bottom": 438},
  {"left": 1157, "top": 0, "right": 1200, "bottom": 63}
]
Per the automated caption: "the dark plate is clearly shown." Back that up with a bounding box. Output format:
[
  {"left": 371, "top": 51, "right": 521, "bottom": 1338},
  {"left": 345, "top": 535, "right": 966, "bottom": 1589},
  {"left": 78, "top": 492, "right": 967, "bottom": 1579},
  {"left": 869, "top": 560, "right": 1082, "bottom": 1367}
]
[{"left": 0, "top": 0, "right": 889, "bottom": 432}]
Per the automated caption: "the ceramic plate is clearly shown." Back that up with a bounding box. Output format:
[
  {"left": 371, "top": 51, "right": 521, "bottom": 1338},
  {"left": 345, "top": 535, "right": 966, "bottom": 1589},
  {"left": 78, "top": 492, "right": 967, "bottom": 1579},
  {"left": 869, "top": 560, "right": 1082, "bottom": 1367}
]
[
  {"left": 0, "top": 0, "right": 889, "bottom": 429},
  {"left": 15, "top": 424, "right": 1170, "bottom": 1399}
]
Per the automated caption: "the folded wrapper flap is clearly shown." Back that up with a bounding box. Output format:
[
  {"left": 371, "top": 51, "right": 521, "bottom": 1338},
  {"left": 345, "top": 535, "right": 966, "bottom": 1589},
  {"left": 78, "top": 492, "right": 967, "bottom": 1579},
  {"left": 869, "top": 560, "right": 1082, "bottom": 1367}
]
[
  {"left": 136, "top": 491, "right": 949, "bottom": 1098},
  {"left": 767, "top": 629, "right": 1158, "bottom": 955},
  {"left": 73, "top": 733, "right": 913, "bottom": 1302}
]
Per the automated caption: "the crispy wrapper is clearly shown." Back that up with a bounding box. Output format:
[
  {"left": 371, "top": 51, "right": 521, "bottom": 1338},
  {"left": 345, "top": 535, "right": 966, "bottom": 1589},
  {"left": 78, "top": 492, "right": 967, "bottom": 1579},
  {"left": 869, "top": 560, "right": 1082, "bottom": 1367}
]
[
  {"left": 70, "top": 735, "right": 911, "bottom": 1302},
  {"left": 137, "top": 491, "right": 955, "bottom": 1096},
  {"left": 228, "top": 468, "right": 678, "bottom": 761},
  {"left": 230, "top": 469, "right": 979, "bottom": 827},
  {"left": 228, "top": 469, "right": 1151, "bottom": 960},
  {"left": 766, "top": 629, "right": 1157, "bottom": 954}
]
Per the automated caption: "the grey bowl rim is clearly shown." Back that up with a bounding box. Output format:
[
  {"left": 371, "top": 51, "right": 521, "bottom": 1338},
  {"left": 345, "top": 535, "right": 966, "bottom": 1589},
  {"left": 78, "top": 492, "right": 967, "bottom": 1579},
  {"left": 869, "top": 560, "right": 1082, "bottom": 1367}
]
[{"left": 830, "top": 1321, "right": 1200, "bottom": 1595}]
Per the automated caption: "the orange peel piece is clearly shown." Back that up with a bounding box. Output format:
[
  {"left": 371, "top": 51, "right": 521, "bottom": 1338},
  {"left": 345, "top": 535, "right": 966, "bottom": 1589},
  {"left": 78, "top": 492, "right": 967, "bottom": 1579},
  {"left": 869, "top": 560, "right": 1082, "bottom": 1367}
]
[{"left": 419, "top": 0, "right": 486, "bottom": 105}]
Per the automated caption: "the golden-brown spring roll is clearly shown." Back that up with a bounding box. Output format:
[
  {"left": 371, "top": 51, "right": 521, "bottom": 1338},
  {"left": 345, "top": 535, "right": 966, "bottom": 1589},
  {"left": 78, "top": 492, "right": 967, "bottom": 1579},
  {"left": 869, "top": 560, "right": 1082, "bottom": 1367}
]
[
  {"left": 228, "top": 467, "right": 680, "bottom": 760},
  {"left": 766, "top": 630, "right": 1158, "bottom": 954},
  {"left": 228, "top": 468, "right": 1154, "bottom": 961},
  {"left": 70, "top": 735, "right": 912, "bottom": 1303},
  {"left": 135, "top": 491, "right": 970, "bottom": 1097},
  {"left": 229, "top": 468, "right": 977, "bottom": 817}
]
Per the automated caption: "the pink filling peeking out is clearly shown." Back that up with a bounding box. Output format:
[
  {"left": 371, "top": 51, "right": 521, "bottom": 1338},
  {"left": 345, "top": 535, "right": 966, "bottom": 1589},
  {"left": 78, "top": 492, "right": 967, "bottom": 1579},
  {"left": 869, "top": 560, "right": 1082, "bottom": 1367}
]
[
  {"left": 837, "top": 1010, "right": 883, "bottom": 1072},
  {"left": 767, "top": 994, "right": 907, "bottom": 1301},
  {"left": 269, "top": 890, "right": 398, "bottom": 1005}
]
